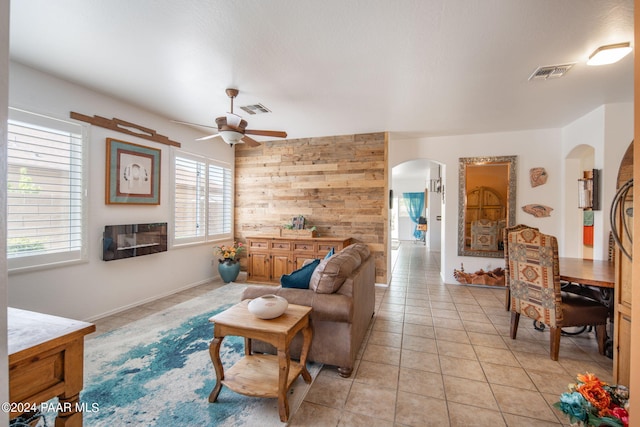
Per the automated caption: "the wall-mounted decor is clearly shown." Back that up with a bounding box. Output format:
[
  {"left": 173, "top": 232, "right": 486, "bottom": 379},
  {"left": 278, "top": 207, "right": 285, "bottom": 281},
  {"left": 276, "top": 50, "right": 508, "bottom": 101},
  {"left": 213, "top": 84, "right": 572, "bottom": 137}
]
[
  {"left": 102, "top": 222, "right": 167, "bottom": 261},
  {"left": 106, "top": 138, "right": 161, "bottom": 205},
  {"left": 458, "top": 155, "right": 517, "bottom": 258},
  {"left": 70, "top": 112, "right": 180, "bottom": 147},
  {"left": 522, "top": 204, "right": 553, "bottom": 217},
  {"left": 578, "top": 169, "right": 600, "bottom": 210},
  {"left": 529, "top": 167, "right": 548, "bottom": 187}
]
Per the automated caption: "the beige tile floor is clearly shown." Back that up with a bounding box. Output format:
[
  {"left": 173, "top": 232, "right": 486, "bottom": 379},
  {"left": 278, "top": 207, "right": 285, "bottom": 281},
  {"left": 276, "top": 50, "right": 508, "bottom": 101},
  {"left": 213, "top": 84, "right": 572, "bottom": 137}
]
[
  {"left": 90, "top": 242, "right": 613, "bottom": 426},
  {"left": 289, "top": 242, "right": 613, "bottom": 427}
]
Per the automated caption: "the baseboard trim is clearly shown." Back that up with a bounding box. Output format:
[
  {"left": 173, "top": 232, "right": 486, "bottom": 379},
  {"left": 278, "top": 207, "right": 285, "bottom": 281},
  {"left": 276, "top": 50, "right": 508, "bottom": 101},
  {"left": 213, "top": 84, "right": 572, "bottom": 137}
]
[{"left": 84, "top": 276, "right": 221, "bottom": 322}]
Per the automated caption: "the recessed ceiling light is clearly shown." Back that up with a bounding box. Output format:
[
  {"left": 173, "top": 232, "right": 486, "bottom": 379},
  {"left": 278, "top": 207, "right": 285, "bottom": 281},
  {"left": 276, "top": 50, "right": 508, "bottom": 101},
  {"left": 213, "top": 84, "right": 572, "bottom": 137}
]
[{"left": 587, "top": 42, "right": 632, "bottom": 66}]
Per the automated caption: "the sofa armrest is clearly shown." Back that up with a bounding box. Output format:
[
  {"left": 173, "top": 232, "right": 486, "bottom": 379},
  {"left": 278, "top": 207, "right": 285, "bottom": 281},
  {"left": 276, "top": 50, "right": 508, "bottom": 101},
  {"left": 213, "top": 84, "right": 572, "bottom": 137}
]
[{"left": 349, "top": 255, "right": 376, "bottom": 341}]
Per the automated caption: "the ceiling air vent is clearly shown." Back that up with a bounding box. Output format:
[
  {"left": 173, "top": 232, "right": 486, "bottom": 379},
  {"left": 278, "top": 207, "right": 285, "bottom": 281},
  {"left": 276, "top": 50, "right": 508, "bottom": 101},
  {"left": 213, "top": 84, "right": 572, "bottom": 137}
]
[
  {"left": 528, "top": 63, "right": 576, "bottom": 81},
  {"left": 239, "top": 103, "right": 271, "bottom": 115}
]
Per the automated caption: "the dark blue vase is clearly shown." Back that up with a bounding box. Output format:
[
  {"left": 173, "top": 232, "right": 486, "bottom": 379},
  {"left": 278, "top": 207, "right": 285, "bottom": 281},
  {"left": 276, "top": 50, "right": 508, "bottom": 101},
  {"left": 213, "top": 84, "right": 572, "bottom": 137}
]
[{"left": 218, "top": 259, "right": 240, "bottom": 283}]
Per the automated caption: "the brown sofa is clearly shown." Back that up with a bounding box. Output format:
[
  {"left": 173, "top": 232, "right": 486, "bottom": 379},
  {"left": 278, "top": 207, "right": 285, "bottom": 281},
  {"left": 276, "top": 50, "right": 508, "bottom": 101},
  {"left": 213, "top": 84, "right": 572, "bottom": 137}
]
[{"left": 241, "top": 243, "right": 376, "bottom": 377}]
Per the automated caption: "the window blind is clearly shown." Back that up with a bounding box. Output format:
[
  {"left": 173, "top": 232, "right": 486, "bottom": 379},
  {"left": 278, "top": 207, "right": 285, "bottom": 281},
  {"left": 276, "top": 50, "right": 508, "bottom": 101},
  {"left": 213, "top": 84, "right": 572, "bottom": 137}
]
[
  {"left": 174, "top": 156, "right": 206, "bottom": 240},
  {"left": 208, "top": 163, "right": 232, "bottom": 237},
  {"left": 7, "top": 108, "right": 87, "bottom": 271},
  {"left": 173, "top": 152, "right": 232, "bottom": 245}
]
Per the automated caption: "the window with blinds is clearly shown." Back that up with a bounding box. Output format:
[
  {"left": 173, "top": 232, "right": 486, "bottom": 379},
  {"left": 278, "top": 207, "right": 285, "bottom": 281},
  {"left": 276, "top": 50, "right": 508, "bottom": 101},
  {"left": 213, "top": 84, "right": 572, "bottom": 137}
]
[
  {"left": 208, "top": 163, "right": 232, "bottom": 236},
  {"left": 7, "top": 108, "right": 88, "bottom": 271},
  {"left": 173, "top": 151, "right": 232, "bottom": 245}
]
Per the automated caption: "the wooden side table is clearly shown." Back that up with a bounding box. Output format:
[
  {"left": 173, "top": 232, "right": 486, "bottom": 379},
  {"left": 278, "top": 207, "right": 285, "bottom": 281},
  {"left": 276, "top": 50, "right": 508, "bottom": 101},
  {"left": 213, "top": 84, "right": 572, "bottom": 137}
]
[
  {"left": 8, "top": 307, "right": 96, "bottom": 427},
  {"left": 208, "top": 300, "right": 312, "bottom": 422}
]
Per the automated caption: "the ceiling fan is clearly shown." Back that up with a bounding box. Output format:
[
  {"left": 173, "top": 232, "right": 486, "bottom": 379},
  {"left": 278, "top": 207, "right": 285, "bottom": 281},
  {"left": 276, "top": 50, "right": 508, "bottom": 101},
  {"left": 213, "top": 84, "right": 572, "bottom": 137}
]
[{"left": 172, "top": 88, "right": 287, "bottom": 147}]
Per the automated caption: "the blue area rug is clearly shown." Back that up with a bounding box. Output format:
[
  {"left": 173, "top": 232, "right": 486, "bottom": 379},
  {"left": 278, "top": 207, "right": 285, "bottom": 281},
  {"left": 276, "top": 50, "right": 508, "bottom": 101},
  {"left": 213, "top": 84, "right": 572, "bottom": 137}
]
[{"left": 70, "top": 284, "right": 320, "bottom": 426}]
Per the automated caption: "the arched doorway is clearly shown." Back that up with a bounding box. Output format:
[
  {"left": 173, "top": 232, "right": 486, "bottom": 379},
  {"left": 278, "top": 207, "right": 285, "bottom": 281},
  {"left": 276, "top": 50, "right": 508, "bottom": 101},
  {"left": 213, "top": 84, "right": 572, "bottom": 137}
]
[
  {"left": 391, "top": 159, "right": 443, "bottom": 252},
  {"left": 564, "top": 144, "right": 595, "bottom": 259}
]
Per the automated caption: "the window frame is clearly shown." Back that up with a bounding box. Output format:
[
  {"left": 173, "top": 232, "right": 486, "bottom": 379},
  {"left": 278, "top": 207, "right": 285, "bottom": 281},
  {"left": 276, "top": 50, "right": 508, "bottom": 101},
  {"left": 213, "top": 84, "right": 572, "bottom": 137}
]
[
  {"left": 6, "top": 107, "right": 89, "bottom": 273},
  {"left": 170, "top": 149, "right": 233, "bottom": 247}
]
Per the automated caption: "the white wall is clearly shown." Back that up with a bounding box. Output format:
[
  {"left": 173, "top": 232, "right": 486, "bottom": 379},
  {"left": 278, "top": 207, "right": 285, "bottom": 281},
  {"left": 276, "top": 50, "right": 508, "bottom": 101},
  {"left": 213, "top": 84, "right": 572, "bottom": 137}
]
[
  {"left": 389, "top": 103, "right": 633, "bottom": 283},
  {"left": 391, "top": 128, "right": 564, "bottom": 282},
  {"left": 8, "top": 62, "right": 233, "bottom": 321},
  {"left": 1, "top": 0, "right": 10, "bottom": 423},
  {"left": 563, "top": 103, "right": 634, "bottom": 260}
]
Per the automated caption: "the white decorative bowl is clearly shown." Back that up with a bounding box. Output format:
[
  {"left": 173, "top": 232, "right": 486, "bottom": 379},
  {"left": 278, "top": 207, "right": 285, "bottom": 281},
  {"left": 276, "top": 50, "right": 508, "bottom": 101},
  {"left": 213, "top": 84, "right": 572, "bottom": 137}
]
[{"left": 247, "top": 294, "right": 288, "bottom": 319}]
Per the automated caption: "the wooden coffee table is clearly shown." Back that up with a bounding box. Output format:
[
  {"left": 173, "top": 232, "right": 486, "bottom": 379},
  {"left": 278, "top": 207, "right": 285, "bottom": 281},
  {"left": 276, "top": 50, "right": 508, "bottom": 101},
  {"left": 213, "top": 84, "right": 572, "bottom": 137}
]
[{"left": 208, "top": 300, "right": 313, "bottom": 422}]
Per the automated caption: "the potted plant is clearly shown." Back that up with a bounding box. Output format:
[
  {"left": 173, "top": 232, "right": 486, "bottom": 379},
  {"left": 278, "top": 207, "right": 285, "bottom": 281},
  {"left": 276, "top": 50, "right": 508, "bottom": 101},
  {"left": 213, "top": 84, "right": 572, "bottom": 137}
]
[
  {"left": 214, "top": 241, "right": 245, "bottom": 283},
  {"left": 280, "top": 215, "right": 318, "bottom": 237}
]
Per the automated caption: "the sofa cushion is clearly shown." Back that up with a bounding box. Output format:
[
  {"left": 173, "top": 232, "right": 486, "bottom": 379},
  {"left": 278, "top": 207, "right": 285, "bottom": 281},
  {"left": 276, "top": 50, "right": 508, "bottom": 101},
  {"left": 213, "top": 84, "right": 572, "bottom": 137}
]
[
  {"left": 281, "top": 258, "right": 321, "bottom": 289},
  {"left": 350, "top": 243, "right": 370, "bottom": 261},
  {"left": 310, "top": 247, "right": 362, "bottom": 294}
]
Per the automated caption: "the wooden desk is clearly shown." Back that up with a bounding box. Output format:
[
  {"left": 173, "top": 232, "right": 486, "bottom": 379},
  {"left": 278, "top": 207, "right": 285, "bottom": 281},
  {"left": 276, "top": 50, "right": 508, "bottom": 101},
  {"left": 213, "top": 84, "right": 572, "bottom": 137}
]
[
  {"left": 8, "top": 308, "right": 95, "bottom": 426},
  {"left": 208, "top": 301, "right": 312, "bottom": 422},
  {"left": 558, "top": 258, "right": 615, "bottom": 358},
  {"left": 559, "top": 257, "right": 615, "bottom": 289}
]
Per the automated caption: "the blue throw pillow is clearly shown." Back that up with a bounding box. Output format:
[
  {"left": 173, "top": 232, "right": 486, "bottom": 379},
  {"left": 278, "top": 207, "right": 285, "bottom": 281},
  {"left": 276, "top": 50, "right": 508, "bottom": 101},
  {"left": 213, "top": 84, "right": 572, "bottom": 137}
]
[
  {"left": 324, "top": 247, "right": 335, "bottom": 259},
  {"left": 281, "top": 258, "right": 321, "bottom": 289}
]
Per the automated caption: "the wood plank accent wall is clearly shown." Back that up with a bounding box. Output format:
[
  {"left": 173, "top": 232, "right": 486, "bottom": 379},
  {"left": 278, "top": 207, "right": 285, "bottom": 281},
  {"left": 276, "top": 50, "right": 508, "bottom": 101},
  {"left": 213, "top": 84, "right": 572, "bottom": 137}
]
[{"left": 235, "top": 132, "right": 388, "bottom": 283}]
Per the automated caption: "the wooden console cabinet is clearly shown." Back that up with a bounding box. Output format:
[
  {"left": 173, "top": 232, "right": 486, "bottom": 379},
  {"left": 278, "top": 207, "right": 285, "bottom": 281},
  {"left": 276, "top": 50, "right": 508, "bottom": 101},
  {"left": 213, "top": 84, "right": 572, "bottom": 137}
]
[
  {"left": 246, "top": 236, "right": 352, "bottom": 284},
  {"left": 8, "top": 308, "right": 95, "bottom": 426}
]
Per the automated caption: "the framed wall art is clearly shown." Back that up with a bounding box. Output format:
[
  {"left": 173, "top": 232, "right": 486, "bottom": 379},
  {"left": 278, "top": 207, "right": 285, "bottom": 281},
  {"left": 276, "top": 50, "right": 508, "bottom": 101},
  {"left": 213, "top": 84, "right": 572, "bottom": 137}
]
[{"left": 106, "top": 138, "right": 161, "bottom": 205}]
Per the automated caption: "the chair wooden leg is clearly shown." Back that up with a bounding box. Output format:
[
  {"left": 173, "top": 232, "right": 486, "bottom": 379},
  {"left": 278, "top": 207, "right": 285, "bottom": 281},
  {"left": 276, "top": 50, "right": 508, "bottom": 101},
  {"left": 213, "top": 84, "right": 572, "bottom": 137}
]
[
  {"left": 510, "top": 312, "right": 520, "bottom": 339},
  {"left": 504, "top": 287, "right": 511, "bottom": 311},
  {"left": 595, "top": 324, "right": 607, "bottom": 356},
  {"left": 550, "top": 327, "right": 561, "bottom": 361}
]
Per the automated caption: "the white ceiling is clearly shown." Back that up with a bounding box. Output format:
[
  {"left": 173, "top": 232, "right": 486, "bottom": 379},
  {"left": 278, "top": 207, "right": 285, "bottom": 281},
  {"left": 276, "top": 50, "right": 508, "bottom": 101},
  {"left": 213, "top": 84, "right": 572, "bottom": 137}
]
[{"left": 9, "top": 0, "right": 634, "bottom": 144}]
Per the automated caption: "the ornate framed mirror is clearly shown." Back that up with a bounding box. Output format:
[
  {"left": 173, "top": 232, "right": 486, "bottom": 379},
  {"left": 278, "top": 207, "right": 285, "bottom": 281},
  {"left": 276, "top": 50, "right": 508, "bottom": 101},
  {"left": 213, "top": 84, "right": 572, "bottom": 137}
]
[{"left": 458, "top": 155, "right": 517, "bottom": 258}]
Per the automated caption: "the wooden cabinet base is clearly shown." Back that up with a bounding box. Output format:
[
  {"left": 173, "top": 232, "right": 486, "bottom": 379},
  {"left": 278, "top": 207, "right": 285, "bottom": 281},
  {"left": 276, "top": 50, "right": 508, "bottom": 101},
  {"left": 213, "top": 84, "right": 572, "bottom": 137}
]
[
  {"left": 246, "top": 236, "right": 351, "bottom": 284},
  {"left": 8, "top": 308, "right": 95, "bottom": 427}
]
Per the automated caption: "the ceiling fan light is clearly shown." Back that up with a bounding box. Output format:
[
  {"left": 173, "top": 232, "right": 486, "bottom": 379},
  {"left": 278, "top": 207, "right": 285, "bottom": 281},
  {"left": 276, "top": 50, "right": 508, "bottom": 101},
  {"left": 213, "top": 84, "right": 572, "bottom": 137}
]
[
  {"left": 587, "top": 42, "right": 632, "bottom": 66},
  {"left": 219, "top": 130, "right": 244, "bottom": 145},
  {"left": 226, "top": 113, "right": 242, "bottom": 128}
]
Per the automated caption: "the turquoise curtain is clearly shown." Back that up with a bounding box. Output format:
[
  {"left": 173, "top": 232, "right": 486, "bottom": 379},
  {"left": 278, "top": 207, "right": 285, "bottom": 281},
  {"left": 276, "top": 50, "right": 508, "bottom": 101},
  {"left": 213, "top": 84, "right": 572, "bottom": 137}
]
[{"left": 402, "top": 192, "right": 425, "bottom": 239}]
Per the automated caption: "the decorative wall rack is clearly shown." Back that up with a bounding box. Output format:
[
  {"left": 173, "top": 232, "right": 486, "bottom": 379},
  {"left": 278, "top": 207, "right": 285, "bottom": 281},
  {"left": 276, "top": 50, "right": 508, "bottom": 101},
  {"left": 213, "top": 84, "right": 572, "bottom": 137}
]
[
  {"left": 578, "top": 169, "right": 600, "bottom": 210},
  {"left": 70, "top": 112, "right": 181, "bottom": 147}
]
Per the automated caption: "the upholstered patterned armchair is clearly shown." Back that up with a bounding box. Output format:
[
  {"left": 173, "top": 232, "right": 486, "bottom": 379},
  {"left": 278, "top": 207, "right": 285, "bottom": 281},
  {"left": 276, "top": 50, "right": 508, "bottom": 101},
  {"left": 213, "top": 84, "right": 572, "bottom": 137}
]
[
  {"left": 507, "top": 228, "right": 609, "bottom": 361},
  {"left": 503, "top": 224, "right": 538, "bottom": 311}
]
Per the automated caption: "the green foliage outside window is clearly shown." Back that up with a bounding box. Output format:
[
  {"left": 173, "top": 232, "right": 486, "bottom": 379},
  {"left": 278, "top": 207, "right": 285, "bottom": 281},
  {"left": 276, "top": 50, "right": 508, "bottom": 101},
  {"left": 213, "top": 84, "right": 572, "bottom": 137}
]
[
  {"left": 7, "top": 167, "right": 41, "bottom": 193},
  {"left": 7, "top": 237, "right": 45, "bottom": 255}
]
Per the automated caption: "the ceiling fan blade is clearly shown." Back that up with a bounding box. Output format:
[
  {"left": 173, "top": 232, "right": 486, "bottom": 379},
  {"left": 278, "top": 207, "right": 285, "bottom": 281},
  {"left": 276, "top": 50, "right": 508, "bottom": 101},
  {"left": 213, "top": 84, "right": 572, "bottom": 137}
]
[
  {"left": 196, "top": 133, "right": 220, "bottom": 141},
  {"left": 241, "top": 135, "right": 261, "bottom": 147},
  {"left": 244, "top": 129, "right": 288, "bottom": 138},
  {"left": 171, "top": 119, "right": 218, "bottom": 130}
]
